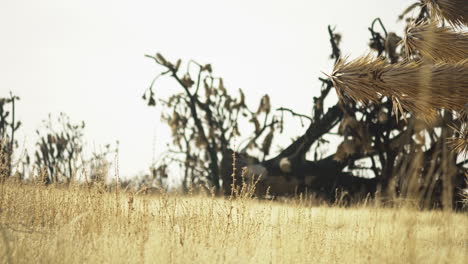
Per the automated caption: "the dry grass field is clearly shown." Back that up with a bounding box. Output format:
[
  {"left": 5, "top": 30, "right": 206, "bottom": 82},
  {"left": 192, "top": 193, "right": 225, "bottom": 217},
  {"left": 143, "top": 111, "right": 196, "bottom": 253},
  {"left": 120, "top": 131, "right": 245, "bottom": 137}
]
[{"left": 0, "top": 181, "right": 467, "bottom": 264}]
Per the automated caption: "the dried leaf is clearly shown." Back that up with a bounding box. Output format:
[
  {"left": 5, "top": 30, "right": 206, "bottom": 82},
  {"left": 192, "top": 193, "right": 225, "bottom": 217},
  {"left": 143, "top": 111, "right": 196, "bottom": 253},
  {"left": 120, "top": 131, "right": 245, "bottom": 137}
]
[{"left": 156, "top": 53, "right": 167, "bottom": 65}]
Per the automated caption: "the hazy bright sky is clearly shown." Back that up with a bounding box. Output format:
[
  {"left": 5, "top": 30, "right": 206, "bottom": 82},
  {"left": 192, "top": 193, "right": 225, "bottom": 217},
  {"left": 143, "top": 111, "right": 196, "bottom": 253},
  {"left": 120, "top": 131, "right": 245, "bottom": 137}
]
[{"left": 1, "top": 0, "right": 412, "bottom": 178}]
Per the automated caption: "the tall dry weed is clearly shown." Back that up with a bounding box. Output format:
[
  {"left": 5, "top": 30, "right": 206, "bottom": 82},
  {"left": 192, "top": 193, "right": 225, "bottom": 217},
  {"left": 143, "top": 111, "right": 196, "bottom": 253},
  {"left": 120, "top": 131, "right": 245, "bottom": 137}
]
[{"left": 0, "top": 181, "right": 467, "bottom": 263}]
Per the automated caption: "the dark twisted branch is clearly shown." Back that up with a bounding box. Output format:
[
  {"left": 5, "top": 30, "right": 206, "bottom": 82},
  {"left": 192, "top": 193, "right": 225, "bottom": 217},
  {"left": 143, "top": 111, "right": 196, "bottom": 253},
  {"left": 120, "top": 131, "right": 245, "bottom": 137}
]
[
  {"left": 145, "top": 54, "right": 221, "bottom": 189},
  {"left": 276, "top": 107, "right": 313, "bottom": 122}
]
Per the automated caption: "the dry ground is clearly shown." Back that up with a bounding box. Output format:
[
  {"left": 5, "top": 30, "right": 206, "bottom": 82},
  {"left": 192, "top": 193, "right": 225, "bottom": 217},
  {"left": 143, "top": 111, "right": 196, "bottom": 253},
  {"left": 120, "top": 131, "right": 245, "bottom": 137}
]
[{"left": 0, "top": 181, "right": 467, "bottom": 264}]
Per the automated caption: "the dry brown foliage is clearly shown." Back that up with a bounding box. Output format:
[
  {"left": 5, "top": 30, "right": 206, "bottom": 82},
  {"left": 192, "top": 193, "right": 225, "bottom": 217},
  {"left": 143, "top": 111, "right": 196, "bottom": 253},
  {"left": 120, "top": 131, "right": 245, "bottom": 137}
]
[
  {"left": 405, "top": 21, "right": 468, "bottom": 63},
  {"left": 330, "top": 56, "right": 468, "bottom": 122},
  {"left": 448, "top": 122, "right": 468, "bottom": 157},
  {"left": 423, "top": 0, "right": 468, "bottom": 28}
]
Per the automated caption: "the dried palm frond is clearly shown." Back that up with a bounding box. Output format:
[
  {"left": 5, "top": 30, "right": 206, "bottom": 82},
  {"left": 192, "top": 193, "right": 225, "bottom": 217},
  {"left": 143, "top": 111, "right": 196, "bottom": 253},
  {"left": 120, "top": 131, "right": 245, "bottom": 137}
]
[
  {"left": 405, "top": 21, "right": 468, "bottom": 63},
  {"left": 423, "top": 0, "right": 468, "bottom": 28},
  {"left": 448, "top": 123, "right": 468, "bottom": 158},
  {"left": 329, "top": 55, "right": 388, "bottom": 105},
  {"left": 330, "top": 56, "right": 468, "bottom": 122}
]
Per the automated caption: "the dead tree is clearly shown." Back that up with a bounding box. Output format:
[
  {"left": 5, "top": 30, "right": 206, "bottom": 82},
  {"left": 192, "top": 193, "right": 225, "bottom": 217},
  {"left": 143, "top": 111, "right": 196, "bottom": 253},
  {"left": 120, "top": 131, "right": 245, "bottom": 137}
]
[
  {"left": 143, "top": 55, "right": 280, "bottom": 192},
  {"left": 145, "top": 2, "right": 467, "bottom": 208},
  {"left": 221, "top": 11, "right": 466, "bottom": 207}
]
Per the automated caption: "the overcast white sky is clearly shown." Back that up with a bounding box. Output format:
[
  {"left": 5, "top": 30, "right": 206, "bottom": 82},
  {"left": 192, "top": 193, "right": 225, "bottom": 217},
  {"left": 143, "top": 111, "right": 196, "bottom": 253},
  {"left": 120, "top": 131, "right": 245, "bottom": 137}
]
[{"left": 1, "top": 0, "right": 411, "bottom": 178}]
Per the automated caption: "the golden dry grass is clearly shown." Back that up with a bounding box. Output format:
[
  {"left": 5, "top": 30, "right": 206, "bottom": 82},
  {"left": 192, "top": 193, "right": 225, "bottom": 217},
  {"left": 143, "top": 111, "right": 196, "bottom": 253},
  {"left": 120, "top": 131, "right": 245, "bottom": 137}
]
[{"left": 0, "top": 181, "right": 467, "bottom": 264}]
